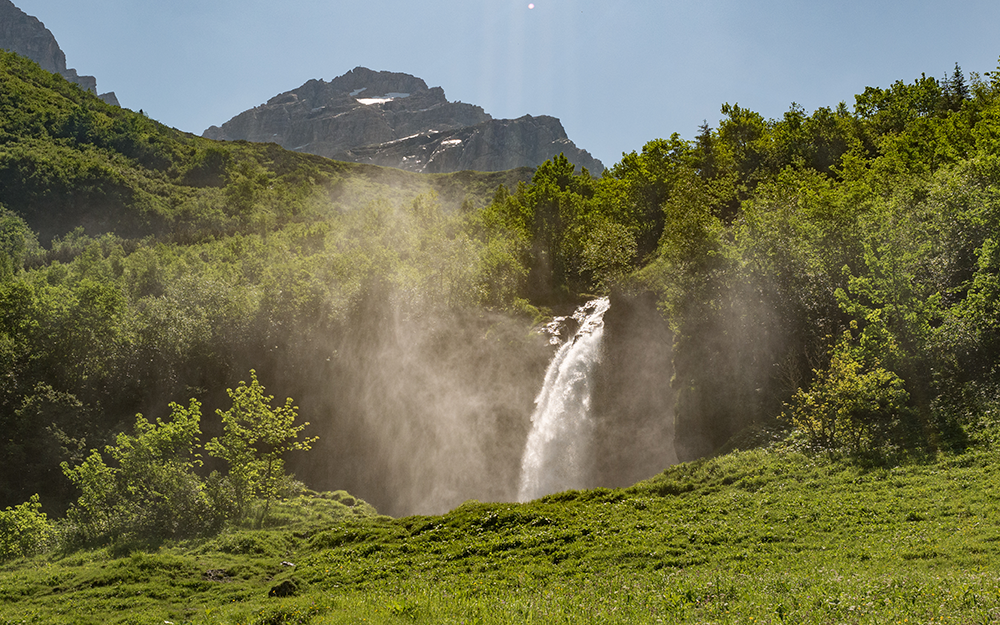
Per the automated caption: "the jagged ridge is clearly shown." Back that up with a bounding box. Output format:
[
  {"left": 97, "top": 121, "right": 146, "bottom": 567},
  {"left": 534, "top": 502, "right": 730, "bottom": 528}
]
[{"left": 204, "top": 66, "right": 603, "bottom": 174}]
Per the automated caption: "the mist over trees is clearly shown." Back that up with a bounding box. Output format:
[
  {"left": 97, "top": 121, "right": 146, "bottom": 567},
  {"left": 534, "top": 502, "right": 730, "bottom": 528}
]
[
  {"left": 4, "top": 45, "right": 1000, "bottom": 537},
  {"left": 474, "top": 59, "right": 1000, "bottom": 463}
]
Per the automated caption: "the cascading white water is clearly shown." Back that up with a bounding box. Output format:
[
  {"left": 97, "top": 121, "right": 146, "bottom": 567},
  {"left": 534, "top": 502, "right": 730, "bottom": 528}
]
[{"left": 517, "top": 297, "right": 610, "bottom": 502}]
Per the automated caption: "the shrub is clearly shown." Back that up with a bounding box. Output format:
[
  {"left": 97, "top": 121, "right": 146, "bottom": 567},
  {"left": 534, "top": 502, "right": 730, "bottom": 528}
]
[
  {"left": 205, "top": 370, "right": 317, "bottom": 527},
  {"left": 784, "top": 341, "right": 912, "bottom": 452},
  {"left": 0, "top": 494, "right": 52, "bottom": 561},
  {"left": 61, "top": 399, "right": 219, "bottom": 546}
]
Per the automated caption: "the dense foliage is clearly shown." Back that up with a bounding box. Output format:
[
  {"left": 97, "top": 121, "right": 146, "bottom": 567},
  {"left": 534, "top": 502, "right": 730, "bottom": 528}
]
[
  {"left": 472, "top": 60, "right": 1000, "bottom": 461},
  {"left": 4, "top": 44, "right": 1000, "bottom": 550}
]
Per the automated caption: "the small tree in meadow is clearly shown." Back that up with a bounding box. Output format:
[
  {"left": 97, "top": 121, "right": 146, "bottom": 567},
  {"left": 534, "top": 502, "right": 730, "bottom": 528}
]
[
  {"left": 783, "top": 336, "right": 912, "bottom": 453},
  {"left": 0, "top": 494, "right": 52, "bottom": 561},
  {"left": 205, "top": 370, "right": 317, "bottom": 527}
]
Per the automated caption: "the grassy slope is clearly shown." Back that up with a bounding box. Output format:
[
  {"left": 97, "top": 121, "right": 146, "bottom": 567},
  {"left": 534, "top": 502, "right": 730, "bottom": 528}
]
[{"left": 3, "top": 442, "right": 1000, "bottom": 624}]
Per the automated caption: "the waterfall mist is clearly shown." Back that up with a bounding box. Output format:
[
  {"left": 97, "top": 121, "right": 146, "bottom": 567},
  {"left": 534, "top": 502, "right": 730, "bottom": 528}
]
[
  {"left": 284, "top": 283, "right": 551, "bottom": 517},
  {"left": 281, "top": 288, "right": 677, "bottom": 516}
]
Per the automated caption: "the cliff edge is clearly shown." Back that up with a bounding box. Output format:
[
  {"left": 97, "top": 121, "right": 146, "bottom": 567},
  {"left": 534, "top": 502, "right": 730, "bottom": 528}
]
[{"left": 0, "top": 0, "right": 117, "bottom": 105}]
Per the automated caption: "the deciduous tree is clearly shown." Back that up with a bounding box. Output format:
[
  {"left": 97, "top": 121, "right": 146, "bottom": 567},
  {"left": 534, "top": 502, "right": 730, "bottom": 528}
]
[{"left": 205, "top": 370, "right": 317, "bottom": 526}]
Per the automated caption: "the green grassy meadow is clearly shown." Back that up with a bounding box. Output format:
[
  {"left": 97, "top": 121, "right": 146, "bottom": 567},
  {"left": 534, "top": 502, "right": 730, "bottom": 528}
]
[{"left": 4, "top": 441, "right": 1000, "bottom": 624}]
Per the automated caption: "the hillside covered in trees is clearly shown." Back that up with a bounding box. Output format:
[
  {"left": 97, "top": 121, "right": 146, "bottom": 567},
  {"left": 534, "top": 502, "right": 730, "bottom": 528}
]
[{"left": 4, "top": 46, "right": 1000, "bottom": 550}]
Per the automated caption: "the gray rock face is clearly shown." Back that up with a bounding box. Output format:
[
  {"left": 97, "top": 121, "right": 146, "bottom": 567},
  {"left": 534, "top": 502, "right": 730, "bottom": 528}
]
[
  {"left": 0, "top": 0, "right": 65, "bottom": 74},
  {"left": 205, "top": 66, "right": 603, "bottom": 174},
  {"left": 0, "top": 0, "right": 116, "bottom": 103},
  {"left": 98, "top": 91, "right": 120, "bottom": 107},
  {"left": 339, "top": 114, "right": 604, "bottom": 175}
]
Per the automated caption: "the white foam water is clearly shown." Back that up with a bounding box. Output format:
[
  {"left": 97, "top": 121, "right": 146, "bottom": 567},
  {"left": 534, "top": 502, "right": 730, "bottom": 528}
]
[{"left": 517, "top": 297, "right": 610, "bottom": 502}]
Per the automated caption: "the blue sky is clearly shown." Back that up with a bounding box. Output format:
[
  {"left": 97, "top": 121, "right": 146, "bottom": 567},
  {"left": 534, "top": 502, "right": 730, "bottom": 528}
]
[{"left": 13, "top": 0, "right": 1000, "bottom": 168}]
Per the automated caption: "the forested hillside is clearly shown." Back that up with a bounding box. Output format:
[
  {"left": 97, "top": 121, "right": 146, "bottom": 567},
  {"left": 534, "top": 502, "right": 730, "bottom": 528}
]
[
  {"left": 4, "top": 46, "right": 1000, "bottom": 538},
  {"left": 471, "top": 61, "right": 1000, "bottom": 466},
  {"left": 0, "top": 48, "right": 541, "bottom": 518}
]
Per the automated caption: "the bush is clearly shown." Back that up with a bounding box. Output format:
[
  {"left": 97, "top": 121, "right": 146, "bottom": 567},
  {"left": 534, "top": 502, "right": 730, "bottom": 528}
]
[
  {"left": 61, "top": 400, "right": 220, "bottom": 547},
  {"left": 0, "top": 494, "right": 52, "bottom": 561},
  {"left": 205, "top": 370, "right": 317, "bottom": 527},
  {"left": 784, "top": 341, "right": 913, "bottom": 453}
]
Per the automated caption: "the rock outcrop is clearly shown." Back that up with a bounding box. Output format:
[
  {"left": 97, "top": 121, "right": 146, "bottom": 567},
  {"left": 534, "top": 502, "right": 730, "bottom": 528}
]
[
  {"left": 0, "top": 0, "right": 117, "bottom": 104},
  {"left": 339, "top": 114, "right": 602, "bottom": 175},
  {"left": 204, "top": 66, "right": 603, "bottom": 174}
]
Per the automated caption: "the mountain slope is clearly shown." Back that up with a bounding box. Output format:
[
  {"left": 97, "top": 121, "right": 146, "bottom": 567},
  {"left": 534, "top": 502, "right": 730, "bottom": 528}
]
[{"left": 0, "top": 51, "right": 532, "bottom": 244}]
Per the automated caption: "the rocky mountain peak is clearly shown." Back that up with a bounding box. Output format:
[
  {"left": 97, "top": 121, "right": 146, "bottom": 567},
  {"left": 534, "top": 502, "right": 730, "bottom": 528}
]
[
  {"left": 0, "top": 0, "right": 117, "bottom": 104},
  {"left": 327, "top": 66, "right": 430, "bottom": 98},
  {"left": 204, "top": 67, "right": 603, "bottom": 174}
]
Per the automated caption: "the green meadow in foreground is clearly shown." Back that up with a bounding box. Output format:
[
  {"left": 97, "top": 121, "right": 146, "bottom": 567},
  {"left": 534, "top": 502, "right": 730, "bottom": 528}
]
[{"left": 4, "top": 431, "right": 1000, "bottom": 624}]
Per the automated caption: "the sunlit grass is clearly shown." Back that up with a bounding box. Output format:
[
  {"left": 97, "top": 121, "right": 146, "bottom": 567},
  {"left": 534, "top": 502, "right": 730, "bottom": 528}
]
[{"left": 4, "top": 444, "right": 1000, "bottom": 623}]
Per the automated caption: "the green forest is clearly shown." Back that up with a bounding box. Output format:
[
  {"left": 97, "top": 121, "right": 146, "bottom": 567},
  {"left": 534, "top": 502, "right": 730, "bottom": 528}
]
[{"left": 5, "top": 47, "right": 1000, "bottom": 622}]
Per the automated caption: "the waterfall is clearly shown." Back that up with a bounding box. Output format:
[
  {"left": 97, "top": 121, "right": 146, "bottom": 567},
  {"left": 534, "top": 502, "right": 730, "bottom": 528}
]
[{"left": 517, "top": 297, "right": 610, "bottom": 502}]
